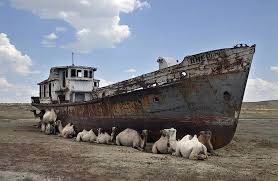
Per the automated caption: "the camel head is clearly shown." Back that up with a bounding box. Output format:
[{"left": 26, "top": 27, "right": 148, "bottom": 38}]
[
  {"left": 140, "top": 129, "right": 148, "bottom": 149},
  {"left": 142, "top": 129, "right": 148, "bottom": 136},
  {"left": 160, "top": 129, "right": 170, "bottom": 138},
  {"left": 163, "top": 128, "right": 176, "bottom": 141},
  {"left": 197, "top": 130, "right": 213, "bottom": 152},
  {"left": 97, "top": 128, "right": 102, "bottom": 136},
  {"left": 110, "top": 127, "right": 117, "bottom": 142}
]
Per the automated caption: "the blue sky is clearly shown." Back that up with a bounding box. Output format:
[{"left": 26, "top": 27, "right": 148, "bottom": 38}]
[{"left": 0, "top": 0, "right": 277, "bottom": 102}]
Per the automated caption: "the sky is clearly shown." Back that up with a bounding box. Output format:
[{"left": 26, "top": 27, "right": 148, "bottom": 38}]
[{"left": 0, "top": 0, "right": 278, "bottom": 102}]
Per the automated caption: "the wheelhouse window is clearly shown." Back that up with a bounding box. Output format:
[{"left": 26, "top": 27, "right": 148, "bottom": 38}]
[
  {"left": 71, "top": 69, "right": 76, "bottom": 77},
  {"left": 84, "top": 70, "right": 88, "bottom": 78},
  {"left": 89, "top": 70, "right": 93, "bottom": 78},
  {"left": 94, "top": 81, "right": 98, "bottom": 87},
  {"left": 43, "top": 84, "right": 46, "bottom": 97},
  {"left": 77, "top": 70, "right": 82, "bottom": 77},
  {"left": 65, "top": 70, "right": 68, "bottom": 78}
]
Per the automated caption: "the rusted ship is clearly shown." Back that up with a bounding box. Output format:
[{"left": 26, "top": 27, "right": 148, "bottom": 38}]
[{"left": 31, "top": 44, "right": 255, "bottom": 149}]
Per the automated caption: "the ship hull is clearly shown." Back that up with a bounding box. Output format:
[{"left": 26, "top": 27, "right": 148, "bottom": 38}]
[{"left": 32, "top": 69, "right": 250, "bottom": 149}]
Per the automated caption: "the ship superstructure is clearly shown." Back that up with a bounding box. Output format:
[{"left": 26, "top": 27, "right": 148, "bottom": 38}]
[{"left": 34, "top": 65, "right": 100, "bottom": 104}]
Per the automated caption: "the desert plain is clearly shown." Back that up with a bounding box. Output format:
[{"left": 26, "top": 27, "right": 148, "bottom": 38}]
[{"left": 0, "top": 102, "right": 278, "bottom": 180}]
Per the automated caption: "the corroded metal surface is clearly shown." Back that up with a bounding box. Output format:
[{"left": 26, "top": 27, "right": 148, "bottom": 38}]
[{"left": 32, "top": 45, "right": 255, "bottom": 149}]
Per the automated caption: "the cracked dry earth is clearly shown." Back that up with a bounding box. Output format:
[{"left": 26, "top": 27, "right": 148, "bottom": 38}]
[{"left": 0, "top": 112, "right": 278, "bottom": 180}]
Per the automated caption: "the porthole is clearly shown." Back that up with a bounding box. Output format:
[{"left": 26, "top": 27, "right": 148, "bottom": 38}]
[
  {"left": 153, "top": 96, "right": 160, "bottom": 103},
  {"left": 223, "top": 91, "right": 231, "bottom": 101}
]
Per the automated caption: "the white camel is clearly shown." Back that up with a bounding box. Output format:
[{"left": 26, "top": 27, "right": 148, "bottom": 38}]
[
  {"left": 163, "top": 128, "right": 212, "bottom": 160},
  {"left": 96, "top": 127, "right": 116, "bottom": 144},
  {"left": 152, "top": 129, "right": 170, "bottom": 154},
  {"left": 57, "top": 120, "right": 75, "bottom": 138},
  {"left": 163, "top": 128, "right": 177, "bottom": 152},
  {"left": 40, "top": 109, "right": 57, "bottom": 133},
  {"left": 116, "top": 128, "right": 148, "bottom": 151},
  {"left": 174, "top": 134, "right": 208, "bottom": 160},
  {"left": 76, "top": 129, "right": 97, "bottom": 142}
]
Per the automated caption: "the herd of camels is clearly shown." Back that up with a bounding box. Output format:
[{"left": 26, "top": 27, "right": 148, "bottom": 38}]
[{"left": 32, "top": 109, "right": 215, "bottom": 160}]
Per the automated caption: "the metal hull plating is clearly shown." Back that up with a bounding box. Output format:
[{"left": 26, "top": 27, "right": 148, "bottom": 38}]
[
  {"left": 32, "top": 45, "right": 255, "bottom": 149},
  {"left": 33, "top": 70, "right": 249, "bottom": 149}
]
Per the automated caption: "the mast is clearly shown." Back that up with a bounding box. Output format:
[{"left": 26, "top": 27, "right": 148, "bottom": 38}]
[{"left": 72, "top": 52, "right": 74, "bottom": 66}]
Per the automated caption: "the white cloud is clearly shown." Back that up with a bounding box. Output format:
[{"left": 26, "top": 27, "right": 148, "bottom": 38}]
[
  {"left": 98, "top": 78, "right": 113, "bottom": 87},
  {"left": 45, "top": 32, "right": 58, "bottom": 40},
  {"left": 244, "top": 78, "right": 278, "bottom": 102},
  {"left": 125, "top": 68, "right": 137, "bottom": 73},
  {"left": 135, "top": 0, "right": 150, "bottom": 9},
  {"left": 10, "top": 0, "right": 150, "bottom": 53},
  {"left": 55, "top": 26, "right": 67, "bottom": 32},
  {"left": 0, "top": 76, "right": 37, "bottom": 103},
  {"left": 41, "top": 32, "right": 58, "bottom": 47},
  {"left": 0, "top": 77, "right": 13, "bottom": 91},
  {"left": 270, "top": 66, "right": 278, "bottom": 73},
  {"left": 41, "top": 39, "right": 56, "bottom": 48},
  {"left": 0, "top": 33, "right": 33, "bottom": 76}
]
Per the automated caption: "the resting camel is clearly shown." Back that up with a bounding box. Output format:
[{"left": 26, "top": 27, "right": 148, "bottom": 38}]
[
  {"left": 96, "top": 127, "right": 116, "bottom": 144},
  {"left": 197, "top": 131, "right": 215, "bottom": 155},
  {"left": 116, "top": 128, "right": 148, "bottom": 151},
  {"left": 39, "top": 109, "right": 57, "bottom": 133},
  {"left": 174, "top": 134, "right": 208, "bottom": 160},
  {"left": 76, "top": 129, "right": 97, "bottom": 142},
  {"left": 164, "top": 128, "right": 215, "bottom": 155},
  {"left": 57, "top": 120, "right": 76, "bottom": 138},
  {"left": 152, "top": 129, "right": 170, "bottom": 154},
  {"left": 30, "top": 110, "right": 45, "bottom": 128},
  {"left": 43, "top": 109, "right": 57, "bottom": 124},
  {"left": 163, "top": 128, "right": 177, "bottom": 152}
]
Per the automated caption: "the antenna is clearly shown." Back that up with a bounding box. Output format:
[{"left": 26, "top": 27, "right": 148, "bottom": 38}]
[{"left": 72, "top": 52, "right": 75, "bottom": 66}]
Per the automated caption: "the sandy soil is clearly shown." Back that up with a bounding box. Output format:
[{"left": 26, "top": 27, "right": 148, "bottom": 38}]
[{"left": 0, "top": 104, "right": 278, "bottom": 180}]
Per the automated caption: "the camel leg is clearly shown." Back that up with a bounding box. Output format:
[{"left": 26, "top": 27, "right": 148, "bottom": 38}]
[
  {"left": 76, "top": 133, "right": 82, "bottom": 142},
  {"left": 196, "top": 154, "right": 207, "bottom": 160},
  {"left": 152, "top": 144, "right": 158, "bottom": 154},
  {"left": 189, "top": 149, "right": 199, "bottom": 160},
  {"left": 41, "top": 123, "right": 46, "bottom": 132},
  {"left": 37, "top": 120, "right": 42, "bottom": 128},
  {"left": 116, "top": 137, "right": 121, "bottom": 146},
  {"left": 173, "top": 146, "right": 181, "bottom": 157}
]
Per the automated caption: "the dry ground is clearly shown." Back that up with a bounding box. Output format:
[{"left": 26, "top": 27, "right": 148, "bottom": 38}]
[{"left": 0, "top": 104, "right": 278, "bottom": 181}]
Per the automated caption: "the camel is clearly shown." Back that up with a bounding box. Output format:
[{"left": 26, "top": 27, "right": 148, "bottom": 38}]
[
  {"left": 96, "top": 127, "right": 116, "bottom": 144},
  {"left": 57, "top": 120, "right": 76, "bottom": 138},
  {"left": 76, "top": 130, "right": 88, "bottom": 142},
  {"left": 163, "top": 128, "right": 214, "bottom": 155},
  {"left": 42, "top": 109, "right": 57, "bottom": 124},
  {"left": 76, "top": 129, "right": 97, "bottom": 142},
  {"left": 39, "top": 109, "right": 57, "bottom": 133},
  {"left": 174, "top": 134, "right": 208, "bottom": 160},
  {"left": 152, "top": 129, "right": 171, "bottom": 154},
  {"left": 30, "top": 110, "right": 45, "bottom": 128},
  {"left": 197, "top": 130, "right": 215, "bottom": 155},
  {"left": 116, "top": 128, "right": 148, "bottom": 151},
  {"left": 163, "top": 128, "right": 177, "bottom": 152}
]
